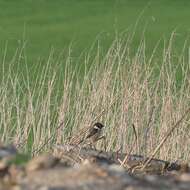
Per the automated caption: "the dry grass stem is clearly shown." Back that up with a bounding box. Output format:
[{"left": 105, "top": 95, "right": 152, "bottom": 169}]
[{"left": 0, "top": 34, "right": 190, "bottom": 161}]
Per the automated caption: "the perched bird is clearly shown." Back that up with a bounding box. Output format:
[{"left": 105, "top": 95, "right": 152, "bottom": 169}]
[
  {"left": 83, "top": 122, "right": 105, "bottom": 145},
  {"left": 69, "top": 122, "right": 105, "bottom": 146}
]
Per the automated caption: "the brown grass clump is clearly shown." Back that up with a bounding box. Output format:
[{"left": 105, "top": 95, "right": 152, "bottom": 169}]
[{"left": 0, "top": 33, "right": 190, "bottom": 161}]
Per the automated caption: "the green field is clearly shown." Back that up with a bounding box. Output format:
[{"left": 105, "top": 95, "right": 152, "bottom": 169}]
[{"left": 0, "top": 0, "right": 190, "bottom": 63}]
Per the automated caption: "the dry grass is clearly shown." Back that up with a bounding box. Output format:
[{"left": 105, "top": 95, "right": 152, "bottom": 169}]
[{"left": 0, "top": 34, "right": 190, "bottom": 161}]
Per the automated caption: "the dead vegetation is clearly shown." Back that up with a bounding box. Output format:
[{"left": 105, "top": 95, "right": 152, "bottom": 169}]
[{"left": 0, "top": 33, "right": 190, "bottom": 163}]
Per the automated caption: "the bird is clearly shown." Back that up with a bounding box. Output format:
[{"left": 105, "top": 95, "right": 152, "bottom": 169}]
[
  {"left": 69, "top": 122, "right": 105, "bottom": 147},
  {"left": 84, "top": 122, "right": 105, "bottom": 145}
]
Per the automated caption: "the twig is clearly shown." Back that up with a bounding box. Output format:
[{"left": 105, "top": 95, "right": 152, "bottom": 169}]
[
  {"left": 132, "top": 124, "right": 138, "bottom": 146},
  {"left": 141, "top": 106, "right": 190, "bottom": 170},
  {"left": 120, "top": 124, "right": 138, "bottom": 167}
]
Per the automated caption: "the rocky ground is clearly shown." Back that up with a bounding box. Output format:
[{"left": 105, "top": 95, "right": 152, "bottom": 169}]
[{"left": 0, "top": 144, "right": 190, "bottom": 190}]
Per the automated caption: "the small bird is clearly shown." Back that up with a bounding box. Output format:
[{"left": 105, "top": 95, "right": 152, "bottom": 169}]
[
  {"left": 69, "top": 122, "right": 105, "bottom": 146},
  {"left": 83, "top": 122, "right": 105, "bottom": 145}
]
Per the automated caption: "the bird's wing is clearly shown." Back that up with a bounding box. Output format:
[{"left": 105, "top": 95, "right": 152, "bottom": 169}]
[
  {"left": 85, "top": 128, "right": 98, "bottom": 139},
  {"left": 68, "top": 126, "right": 92, "bottom": 144}
]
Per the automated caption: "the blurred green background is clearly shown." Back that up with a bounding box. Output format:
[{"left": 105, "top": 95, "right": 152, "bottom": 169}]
[{"left": 0, "top": 0, "right": 190, "bottom": 64}]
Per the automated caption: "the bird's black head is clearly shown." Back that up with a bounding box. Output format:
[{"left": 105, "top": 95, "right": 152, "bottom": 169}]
[{"left": 93, "top": 122, "right": 104, "bottom": 129}]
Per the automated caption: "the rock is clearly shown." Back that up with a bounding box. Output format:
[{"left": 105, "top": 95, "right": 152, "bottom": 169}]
[
  {"left": 26, "top": 154, "right": 60, "bottom": 172},
  {"left": 179, "top": 173, "right": 190, "bottom": 182},
  {"left": 0, "top": 146, "right": 190, "bottom": 189},
  {"left": 0, "top": 159, "right": 9, "bottom": 177},
  {"left": 8, "top": 165, "right": 25, "bottom": 184},
  {"left": 0, "top": 144, "right": 17, "bottom": 159}
]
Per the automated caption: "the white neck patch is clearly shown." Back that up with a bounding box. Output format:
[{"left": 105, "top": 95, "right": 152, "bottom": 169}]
[{"left": 94, "top": 126, "right": 100, "bottom": 130}]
